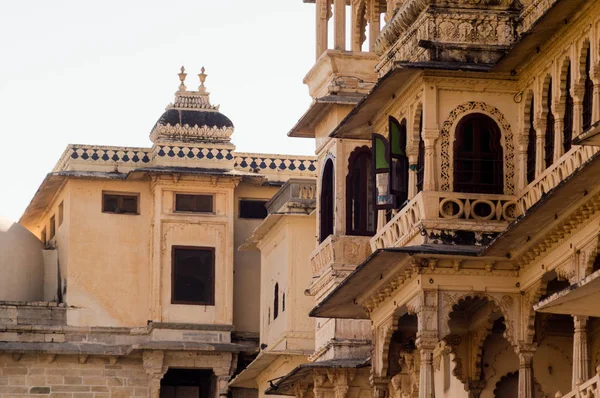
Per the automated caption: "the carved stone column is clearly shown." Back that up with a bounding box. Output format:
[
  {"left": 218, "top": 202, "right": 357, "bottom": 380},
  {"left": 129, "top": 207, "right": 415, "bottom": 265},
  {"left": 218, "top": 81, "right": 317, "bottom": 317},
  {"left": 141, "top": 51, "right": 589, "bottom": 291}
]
[
  {"left": 572, "top": 316, "right": 590, "bottom": 388},
  {"left": 516, "top": 134, "right": 529, "bottom": 190},
  {"left": 333, "top": 0, "right": 346, "bottom": 50},
  {"left": 407, "top": 150, "right": 418, "bottom": 200},
  {"left": 143, "top": 351, "right": 167, "bottom": 398},
  {"left": 368, "top": 0, "right": 380, "bottom": 52},
  {"left": 409, "top": 291, "right": 438, "bottom": 398},
  {"left": 316, "top": 0, "right": 331, "bottom": 59},
  {"left": 533, "top": 117, "right": 546, "bottom": 178},
  {"left": 422, "top": 129, "right": 439, "bottom": 191},
  {"left": 371, "top": 376, "right": 389, "bottom": 398},
  {"left": 553, "top": 94, "right": 565, "bottom": 160},
  {"left": 313, "top": 371, "right": 327, "bottom": 398},
  {"left": 573, "top": 85, "right": 585, "bottom": 138},
  {"left": 215, "top": 375, "right": 230, "bottom": 398},
  {"left": 516, "top": 345, "right": 536, "bottom": 398},
  {"left": 592, "top": 69, "right": 600, "bottom": 124}
]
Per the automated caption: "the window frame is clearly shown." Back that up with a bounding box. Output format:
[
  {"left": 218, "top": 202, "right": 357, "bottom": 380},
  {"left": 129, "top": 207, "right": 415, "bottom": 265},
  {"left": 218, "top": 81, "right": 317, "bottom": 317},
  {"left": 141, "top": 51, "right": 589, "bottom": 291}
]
[
  {"left": 49, "top": 215, "right": 56, "bottom": 240},
  {"left": 372, "top": 134, "right": 395, "bottom": 211},
  {"left": 319, "top": 158, "right": 335, "bottom": 243},
  {"left": 174, "top": 193, "right": 215, "bottom": 214},
  {"left": 171, "top": 246, "right": 216, "bottom": 306},
  {"left": 102, "top": 191, "right": 140, "bottom": 215},
  {"left": 347, "top": 145, "right": 379, "bottom": 236},
  {"left": 238, "top": 198, "right": 269, "bottom": 220},
  {"left": 388, "top": 117, "right": 409, "bottom": 207},
  {"left": 58, "top": 201, "right": 64, "bottom": 227}
]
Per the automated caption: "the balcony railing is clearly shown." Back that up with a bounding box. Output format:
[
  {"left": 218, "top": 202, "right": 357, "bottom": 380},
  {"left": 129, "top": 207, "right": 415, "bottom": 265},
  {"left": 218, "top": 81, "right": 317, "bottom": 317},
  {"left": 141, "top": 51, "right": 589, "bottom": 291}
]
[
  {"left": 518, "top": 145, "right": 600, "bottom": 214},
  {"left": 372, "top": 145, "right": 600, "bottom": 251},
  {"left": 371, "top": 191, "right": 517, "bottom": 250},
  {"left": 556, "top": 368, "right": 600, "bottom": 397},
  {"left": 265, "top": 179, "right": 317, "bottom": 215}
]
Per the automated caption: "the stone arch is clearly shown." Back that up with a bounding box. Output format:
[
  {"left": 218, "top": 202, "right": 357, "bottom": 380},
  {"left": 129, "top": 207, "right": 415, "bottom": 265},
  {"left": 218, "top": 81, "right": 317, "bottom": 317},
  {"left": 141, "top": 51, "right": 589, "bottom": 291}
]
[
  {"left": 577, "top": 37, "right": 592, "bottom": 86},
  {"left": 410, "top": 102, "right": 423, "bottom": 150},
  {"left": 375, "top": 313, "right": 399, "bottom": 378},
  {"left": 440, "top": 291, "right": 519, "bottom": 348},
  {"left": 440, "top": 102, "right": 516, "bottom": 194},
  {"left": 558, "top": 54, "right": 572, "bottom": 109},
  {"left": 540, "top": 73, "right": 553, "bottom": 120}
]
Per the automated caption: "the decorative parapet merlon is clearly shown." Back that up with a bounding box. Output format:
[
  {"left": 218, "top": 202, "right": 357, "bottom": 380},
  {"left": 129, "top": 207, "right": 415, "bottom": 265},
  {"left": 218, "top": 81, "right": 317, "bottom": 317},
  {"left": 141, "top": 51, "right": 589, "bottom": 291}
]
[
  {"left": 54, "top": 145, "right": 151, "bottom": 171},
  {"left": 371, "top": 191, "right": 518, "bottom": 250},
  {"left": 266, "top": 179, "right": 316, "bottom": 215},
  {"left": 234, "top": 153, "right": 317, "bottom": 176},
  {"left": 518, "top": 145, "right": 600, "bottom": 215}
]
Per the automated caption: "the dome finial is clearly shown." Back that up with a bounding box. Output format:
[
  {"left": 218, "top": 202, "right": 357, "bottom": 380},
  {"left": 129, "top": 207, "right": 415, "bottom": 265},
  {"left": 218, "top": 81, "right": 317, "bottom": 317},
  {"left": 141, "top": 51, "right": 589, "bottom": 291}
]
[
  {"left": 178, "top": 66, "right": 187, "bottom": 91},
  {"left": 198, "top": 67, "right": 207, "bottom": 92}
]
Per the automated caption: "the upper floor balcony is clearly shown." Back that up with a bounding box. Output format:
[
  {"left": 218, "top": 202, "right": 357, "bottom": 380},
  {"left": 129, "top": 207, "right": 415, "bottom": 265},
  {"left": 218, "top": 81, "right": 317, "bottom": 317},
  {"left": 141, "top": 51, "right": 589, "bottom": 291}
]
[{"left": 372, "top": 144, "right": 600, "bottom": 252}]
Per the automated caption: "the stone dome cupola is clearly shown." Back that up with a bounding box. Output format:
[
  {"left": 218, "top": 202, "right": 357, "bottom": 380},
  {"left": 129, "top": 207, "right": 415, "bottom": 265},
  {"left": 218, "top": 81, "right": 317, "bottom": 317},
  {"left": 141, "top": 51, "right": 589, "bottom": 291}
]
[{"left": 150, "top": 66, "right": 235, "bottom": 145}]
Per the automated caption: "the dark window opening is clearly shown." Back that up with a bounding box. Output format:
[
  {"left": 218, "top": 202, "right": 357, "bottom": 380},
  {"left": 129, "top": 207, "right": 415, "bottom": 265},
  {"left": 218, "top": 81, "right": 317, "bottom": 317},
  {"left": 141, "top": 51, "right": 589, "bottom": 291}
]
[
  {"left": 592, "top": 254, "right": 600, "bottom": 273},
  {"left": 160, "top": 368, "right": 213, "bottom": 398},
  {"left": 416, "top": 112, "right": 425, "bottom": 193},
  {"left": 319, "top": 159, "right": 334, "bottom": 243},
  {"left": 171, "top": 247, "right": 215, "bottom": 305},
  {"left": 389, "top": 117, "right": 409, "bottom": 207},
  {"left": 239, "top": 199, "right": 268, "bottom": 219},
  {"left": 41, "top": 228, "right": 47, "bottom": 245},
  {"left": 49, "top": 215, "right": 56, "bottom": 240},
  {"left": 583, "top": 46, "right": 594, "bottom": 132},
  {"left": 545, "top": 79, "right": 555, "bottom": 168},
  {"left": 102, "top": 193, "right": 139, "bottom": 214},
  {"left": 527, "top": 98, "right": 537, "bottom": 184},
  {"left": 273, "top": 283, "right": 279, "bottom": 320},
  {"left": 565, "top": 63, "right": 574, "bottom": 153},
  {"left": 453, "top": 113, "right": 504, "bottom": 194},
  {"left": 347, "top": 147, "right": 376, "bottom": 236},
  {"left": 58, "top": 202, "right": 64, "bottom": 227},
  {"left": 175, "top": 194, "right": 213, "bottom": 213},
  {"left": 282, "top": 293, "right": 286, "bottom": 312}
]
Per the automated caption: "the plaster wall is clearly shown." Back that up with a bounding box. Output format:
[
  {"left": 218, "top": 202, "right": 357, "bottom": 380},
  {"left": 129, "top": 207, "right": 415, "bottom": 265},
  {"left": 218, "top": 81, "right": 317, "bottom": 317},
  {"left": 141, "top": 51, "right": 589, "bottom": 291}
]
[
  {"left": 0, "top": 217, "right": 43, "bottom": 302},
  {"left": 66, "top": 179, "right": 152, "bottom": 327},
  {"left": 233, "top": 183, "right": 278, "bottom": 334}
]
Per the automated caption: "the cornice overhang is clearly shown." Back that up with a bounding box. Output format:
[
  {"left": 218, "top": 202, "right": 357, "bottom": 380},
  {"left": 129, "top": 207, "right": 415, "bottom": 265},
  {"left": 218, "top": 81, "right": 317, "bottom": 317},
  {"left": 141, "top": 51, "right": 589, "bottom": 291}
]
[
  {"left": 288, "top": 94, "right": 365, "bottom": 138},
  {"left": 573, "top": 120, "right": 600, "bottom": 147},
  {"left": 309, "top": 244, "right": 483, "bottom": 320},
  {"left": 493, "top": 0, "right": 590, "bottom": 73},
  {"left": 534, "top": 267, "right": 600, "bottom": 317}
]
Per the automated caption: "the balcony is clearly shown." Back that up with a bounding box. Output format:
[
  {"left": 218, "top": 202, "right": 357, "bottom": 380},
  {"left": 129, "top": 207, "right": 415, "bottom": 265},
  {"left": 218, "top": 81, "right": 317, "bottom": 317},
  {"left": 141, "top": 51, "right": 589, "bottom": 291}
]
[
  {"left": 373, "top": 145, "right": 600, "bottom": 251},
  {"left": 371, "top": 191, "right": 517, "bottom": 250},
  {"left": 265, "top": 178, "right": 317, "bottom": 215},
  {"left": 556, "top": 368, "right": 600, "bottom": 397}
]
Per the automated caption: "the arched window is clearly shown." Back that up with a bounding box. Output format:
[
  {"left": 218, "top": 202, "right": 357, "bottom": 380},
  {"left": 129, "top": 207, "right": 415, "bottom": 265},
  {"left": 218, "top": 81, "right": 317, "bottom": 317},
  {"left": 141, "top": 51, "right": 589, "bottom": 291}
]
[
  {"left": 346, "top": 147, "right": 376, "bottom": 236},
  {"left": 564, "top": 62, "right": 574, "bottom": 153},
  {"left": 545, "top": 78, "right": 555, "bottom": 168},
  {"left": 583, "top": 45, "right": 594, "bottom": 132},
  {"left": 453, "top": 113, "right": 503, "bottom": 194},
  {"left": 319, "top": 159, "right": 334, "bottom": 243},
  {"left": 273, "top": 283, "right": 279, "bottom": 320},
  {"left": 416, "top": 112, "right": 425, "bottom": 193},
  {"left": 389, "top": 117, "right": 409, "bottom": 206},
  {"left": 527, "top": 98, "right": 536, "bottom": 184}
]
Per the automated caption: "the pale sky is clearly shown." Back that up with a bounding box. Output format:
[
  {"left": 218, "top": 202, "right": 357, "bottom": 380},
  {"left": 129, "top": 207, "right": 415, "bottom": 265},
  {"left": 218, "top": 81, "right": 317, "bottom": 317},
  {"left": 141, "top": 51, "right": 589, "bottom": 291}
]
[{"left": 0, "top": 0, "right": 318, "bottom": 221}]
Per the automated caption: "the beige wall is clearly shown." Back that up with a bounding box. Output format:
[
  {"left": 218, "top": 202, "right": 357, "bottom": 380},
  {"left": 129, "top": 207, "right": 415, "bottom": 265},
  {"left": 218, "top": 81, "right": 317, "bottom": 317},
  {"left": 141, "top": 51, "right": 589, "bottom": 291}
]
[
  {"left": 66, "top": 179, "right": 152, "bottom": 327},
  {"left": 233, "top": 183, "right": 279, "bottom": 334}
]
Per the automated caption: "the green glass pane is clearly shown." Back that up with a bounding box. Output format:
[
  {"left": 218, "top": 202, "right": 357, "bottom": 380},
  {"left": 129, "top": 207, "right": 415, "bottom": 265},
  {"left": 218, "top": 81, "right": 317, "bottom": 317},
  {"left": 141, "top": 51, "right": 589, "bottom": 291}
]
[
  {"left": 374, "top": 136, "right": 390, "bottom": 169},
  {"left": 390, "top": 120, "right": 404, "bottom": 156}
]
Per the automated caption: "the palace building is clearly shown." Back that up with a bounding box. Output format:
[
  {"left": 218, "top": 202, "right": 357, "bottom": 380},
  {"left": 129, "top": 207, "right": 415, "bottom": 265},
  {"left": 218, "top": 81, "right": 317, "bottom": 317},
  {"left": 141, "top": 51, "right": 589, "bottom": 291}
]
[{"left": 4, "top": 0, "right": 600, "bottom": 397}]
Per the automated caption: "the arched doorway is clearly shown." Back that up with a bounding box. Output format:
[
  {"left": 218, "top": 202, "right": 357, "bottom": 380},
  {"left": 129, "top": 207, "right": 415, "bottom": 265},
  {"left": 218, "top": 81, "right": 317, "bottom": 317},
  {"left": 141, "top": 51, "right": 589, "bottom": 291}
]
[{"left": 453, "top": 114, "right": 504, "bottom": 194}]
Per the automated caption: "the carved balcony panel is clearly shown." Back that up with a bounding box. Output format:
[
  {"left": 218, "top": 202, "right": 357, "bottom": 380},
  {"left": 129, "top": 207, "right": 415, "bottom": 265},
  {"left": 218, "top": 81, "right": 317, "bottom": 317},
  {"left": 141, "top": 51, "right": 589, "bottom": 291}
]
[
  {"left": 518, "top": 146, "right": 600, "bottom": 215},
  {"left": 310, "top": 235, "right": 373, "bottom": 278},
  {"left": 374, "top": 0, "right": 521, "bottom": 75},
  {"left": 371, "top": 191, "right": 518, "bottom": 250},
  {"left": 265, "top": 179, "right": 317, "bottom": 215},
  {"left": 304, "top": 50, "right": 378, "bottom": 99}
]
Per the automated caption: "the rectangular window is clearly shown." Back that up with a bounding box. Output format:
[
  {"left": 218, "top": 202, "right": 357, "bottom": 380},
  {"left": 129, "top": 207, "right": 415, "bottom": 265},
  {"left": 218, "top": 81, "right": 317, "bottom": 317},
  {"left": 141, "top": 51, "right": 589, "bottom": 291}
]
[
  {"left": 41, "top": 228, "right": 47, "bottom": 245},
  {"left": 102, "top": 192, "right": 139, "bottom": 214},
  {"left": 58, "top": 202, "right": 64, "bottom": 227},
  {"left": 172, "top": 247, "right": 215, "bottom": 305},
  {"left": 175, "top": 194, "right": 214, "bottom": 213},
  {"left": 49, "top": 215, "right": 56, "bottom": 240},
  {"left": 239, "top": 199, "right": 268, "bottom": 219}
]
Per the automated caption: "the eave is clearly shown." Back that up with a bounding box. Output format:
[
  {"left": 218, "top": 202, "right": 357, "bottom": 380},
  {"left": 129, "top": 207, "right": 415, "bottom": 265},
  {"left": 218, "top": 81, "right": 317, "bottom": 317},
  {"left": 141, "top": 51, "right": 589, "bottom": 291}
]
[
  {"left": 534, "top": 268, "right": 600, "bottom": 317},
  {"left": 229, "top": 351, "right": 310, "bottom": 389},
  {"left": 264, "top": 358, "right": 370, "bottom": 396},
  {"left": 309, "top": 245, "right": 483, "bottom": 319},
  {"left": 287, "top": 94, "right": 365, "bottom": 138},
  {"left": 572, "top": 121, "right": 600, "bottom": 146}
]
